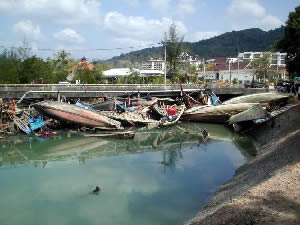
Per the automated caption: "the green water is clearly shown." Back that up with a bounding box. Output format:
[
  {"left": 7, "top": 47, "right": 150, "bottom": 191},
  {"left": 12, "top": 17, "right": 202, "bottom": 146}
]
[{"left": 0, "top": 123, "right": 255, "bottom": 225}]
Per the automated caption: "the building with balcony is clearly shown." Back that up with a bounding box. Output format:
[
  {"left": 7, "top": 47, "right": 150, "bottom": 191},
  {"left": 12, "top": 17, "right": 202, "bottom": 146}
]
[{"left": 140, "top": 58, "right": 165, "bottom": 76}]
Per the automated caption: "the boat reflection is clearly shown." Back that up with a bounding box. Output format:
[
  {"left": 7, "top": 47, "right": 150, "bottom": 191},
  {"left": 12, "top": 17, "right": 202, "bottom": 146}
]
[{"left": 0, "top": 123, "right": 255, "bottom": 168}]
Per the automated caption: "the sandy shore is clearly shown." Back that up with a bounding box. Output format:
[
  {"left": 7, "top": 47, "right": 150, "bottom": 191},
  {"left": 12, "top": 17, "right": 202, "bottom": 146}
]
[{"left": 187, "top": 129, "right": 300, "bottom": 225}]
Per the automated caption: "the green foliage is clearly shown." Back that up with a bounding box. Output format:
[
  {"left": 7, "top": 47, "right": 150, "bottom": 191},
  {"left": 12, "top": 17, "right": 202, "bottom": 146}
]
[
  {"left": 250, "top": 52, "right": 272, "bottom": 82},
  {"left": 127, "top": 71, "right": 142, "bottom": 84},
  {"left": 151, "top": 76, "right": 164, "bottom": 84},
  {"left": 276, "top": 6, "right": 300, "bottom": 78},
  {"left": 0, "top": 49, "right": 20, "bottom": 83},
  {"left": 171, "top": 73, "right": 188, "bottom": 84},
  {"left": 18, "top": 56, "right": 54, "bottom": 84},
  {"left": 74, "top": 69, "right": 96, "bottom": 84},
  {"left": 165, "top": 23, "right": 184, "bottom": 74},
  {"left": 0, "top": 48, "right": 111, "bottom": 84}
]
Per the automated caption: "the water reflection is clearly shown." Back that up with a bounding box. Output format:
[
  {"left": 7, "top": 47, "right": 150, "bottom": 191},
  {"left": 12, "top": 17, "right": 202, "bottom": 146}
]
[
  {"left": 0, "top": 123, "right": 256, "bottom": 225},
  {"left": 0, "top": 123, "right": 255, "bottom": 168}
]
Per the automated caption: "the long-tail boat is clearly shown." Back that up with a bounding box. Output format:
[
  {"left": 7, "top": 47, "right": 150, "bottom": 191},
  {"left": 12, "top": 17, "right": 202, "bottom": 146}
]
[
  {"left": 181, "top": 103, "right": 260, "bottom": 123},
  {"left": 222, "top": 93, "right": 291, "bottom": 105},
  {"left": 33, "top": 101, "right": 122, "bottom": 130}
]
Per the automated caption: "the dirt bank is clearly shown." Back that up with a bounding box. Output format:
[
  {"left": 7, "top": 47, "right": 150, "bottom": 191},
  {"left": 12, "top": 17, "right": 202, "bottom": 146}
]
[{"left": 187, "top": 129, "right": 300, "bottom": 225}]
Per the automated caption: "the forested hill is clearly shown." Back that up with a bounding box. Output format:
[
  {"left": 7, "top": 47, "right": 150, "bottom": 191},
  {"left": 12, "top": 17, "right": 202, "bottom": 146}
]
[{"left": 106, "top": 26, "right": 285, "bottom": 66}]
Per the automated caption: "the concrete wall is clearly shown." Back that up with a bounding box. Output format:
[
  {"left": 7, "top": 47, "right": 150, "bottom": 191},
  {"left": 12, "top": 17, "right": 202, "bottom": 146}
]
[
  {"left": 245, "top": 104, "right": 300, "bottom": 148},
  {"left": 0, "top": 84, "right": 267, "bottom": 99}
]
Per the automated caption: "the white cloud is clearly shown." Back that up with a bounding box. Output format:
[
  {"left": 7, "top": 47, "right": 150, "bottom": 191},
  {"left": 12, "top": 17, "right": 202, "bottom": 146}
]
[
  {"left": 104, "top": 11, "right": 187, "bottom": 42},
  {"left": 260, "top": 15, "right": 283, "bottom": 30},
  {"left": 54, "top": 28, "right": 85, "bottom": 44},
  {"left": 176, "top": 0, "right": 197, "bottom": 16},
  {"left": 227, "top": 0, "right": 283, "bottom": 31},
  {"left": 113, "top": 37, "right": 154, "bottom": 49},
  {"left": 12, "top": 20, "right": 43, "bottom": 41},
  {"left": 0, "top": 0, "right": 101, "bottom": 25},
  {"left": 188, "top": 31, "right": 219, "bottom": 42},
  {"left": 149, "top": 0, "right": 170, "bottom": 14},
  {"left": 228, "top": 0, "right": 265, "bottom": 18}
]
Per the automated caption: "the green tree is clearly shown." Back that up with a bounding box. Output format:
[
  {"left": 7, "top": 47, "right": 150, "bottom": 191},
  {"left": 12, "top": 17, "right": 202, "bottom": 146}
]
[
  {"left": 19, "top": 56, "right": 54, "bottom": 84},
  {"left": 53, "top": 50, "right": 73, "bottom": 82},
  {"left": 164, "top": 23, "right": 184, "bottom": 76},
  {"left": 93, "top": 63, "right": 110, "bottom": 83},
  {"left": 73, "top": 66, "right": 97, "bottom": 84},
  {"left": 17, "top": 39, "right": 32, "bottom": 61},
  {"left": 127, "top": 70, "right": 142, "bottom": 84},
  {"left": 0, "top": 49, "right": 20, "bottom": 83},
  {"left": 250, "top": 52, "right": 272, "bottom": 82},
  {"left": 276, "top": 6, "right": 300, "bottom": 78}
]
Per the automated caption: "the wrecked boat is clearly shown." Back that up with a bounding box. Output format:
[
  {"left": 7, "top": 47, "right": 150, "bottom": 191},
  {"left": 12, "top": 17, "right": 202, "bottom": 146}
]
[
  {"left": 33, "top": 101, "right": 122, "bottom": 130},
  {"left": 91, "top": 99, "right": 123, "bottom": 111},
  {"left": 228, "top": 104, "right": 271, "bottom": 125},
  {"left": 181, "top": 103, "right": 260, "bottom": 123},
  {"left": 222, "top": 92, "right": 291, "bottom": 105},
  {"left": 101, "top": 107, "right": 159, "bottom": 127}
]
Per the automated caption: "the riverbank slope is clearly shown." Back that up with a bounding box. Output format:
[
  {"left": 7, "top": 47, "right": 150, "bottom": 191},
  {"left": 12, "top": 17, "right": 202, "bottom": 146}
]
[{"left": 188, "top": 128, "right": 300, "bottom": 225}]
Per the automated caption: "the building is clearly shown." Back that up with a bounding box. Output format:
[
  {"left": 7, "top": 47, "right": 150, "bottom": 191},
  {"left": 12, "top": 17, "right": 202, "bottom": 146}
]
[
  {"left": 103, "top": 68, "right": 139, "bottom": 78},
  {"left": 178, "top": 52, "right": 203, "bottom": 68},
  {"left": 140, "top": 58, "right": 165, "bottom": 76},
  {"left": 71, "top": 57, "right": 94, "bottom": 71},
  {"left": 238, "top": 51, "right": 286, "bottom": 67},
  {"left": 201, "top": 61, "right": 255, "bottom": 84}
]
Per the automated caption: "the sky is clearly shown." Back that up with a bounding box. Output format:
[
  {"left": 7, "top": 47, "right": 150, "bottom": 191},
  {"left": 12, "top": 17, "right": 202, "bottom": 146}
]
[{"left": 0, "top": 0, "right": 299, "bottom": 60}]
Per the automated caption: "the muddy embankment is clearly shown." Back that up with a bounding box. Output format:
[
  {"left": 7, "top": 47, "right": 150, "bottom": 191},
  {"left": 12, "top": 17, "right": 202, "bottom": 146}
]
[{"left": 187, "top": 103, "right": 300, "bottom": 225}]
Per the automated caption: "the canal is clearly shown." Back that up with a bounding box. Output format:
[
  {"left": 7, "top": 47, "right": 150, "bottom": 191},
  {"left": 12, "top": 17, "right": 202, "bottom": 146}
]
[{"left": 0, "top": 123, "right": 256, "bottom": 225}]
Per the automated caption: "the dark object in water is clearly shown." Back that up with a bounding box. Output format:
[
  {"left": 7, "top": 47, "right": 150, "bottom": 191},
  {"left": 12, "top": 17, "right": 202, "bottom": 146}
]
[{"left": 92, "top": 186, "right": 101, "bottom": 194}]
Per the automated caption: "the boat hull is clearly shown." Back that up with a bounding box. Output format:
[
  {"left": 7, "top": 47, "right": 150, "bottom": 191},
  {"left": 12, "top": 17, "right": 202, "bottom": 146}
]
[
  {"left": 33, "top": 101, "right": 121, "bottom": 129},
  {"left": 181, "top": 103, "right": 259, "bottom": 123}
]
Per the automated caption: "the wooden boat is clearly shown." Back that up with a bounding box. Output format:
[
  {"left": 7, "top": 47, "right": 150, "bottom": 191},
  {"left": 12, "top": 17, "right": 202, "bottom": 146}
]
[
  {"left": 91, "top": 99, "right": 122, "bottom": 111},
  {"left": 228, "top": 104, "right": 271, "bottom": 124},
  {"left": 181, "top": 103, "right": 259, "bottom": 123},
  {"left": 117, "top": 97, "right": 158, "bottom": 107},
  {"left": 101, "top": 108, "right": 159, "bottom": 127},
  {"left": 223, "top": 93, "right": 291, "bottom": 105},
  {"left": 33, "top": 101, "right": 123, "bottom": 130},
  {"left": 159, "top": 106, "right": 185, "bottom": 127}
]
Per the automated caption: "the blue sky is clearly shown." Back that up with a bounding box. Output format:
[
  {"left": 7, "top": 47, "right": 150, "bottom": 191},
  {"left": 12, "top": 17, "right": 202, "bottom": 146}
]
[{"left": 0, "top": 0, "right": 298, "bottom": 60}]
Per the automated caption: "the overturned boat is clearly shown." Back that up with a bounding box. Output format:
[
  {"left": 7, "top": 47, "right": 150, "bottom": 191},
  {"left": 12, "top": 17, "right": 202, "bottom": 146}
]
[
  {"left": 181, "top": 103, "right": 260, "bottom": 123},
  {"left": 33, "top": 101, "right": 122, "bottom": 130},
  {"left": 223, "top": 93, "right": 291, "bottom": 105}
]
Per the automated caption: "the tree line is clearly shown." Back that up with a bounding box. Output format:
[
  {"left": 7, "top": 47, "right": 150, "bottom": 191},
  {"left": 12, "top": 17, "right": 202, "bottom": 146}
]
[{"left": 0, "top": 43, "right": 111, "bottom": 84}]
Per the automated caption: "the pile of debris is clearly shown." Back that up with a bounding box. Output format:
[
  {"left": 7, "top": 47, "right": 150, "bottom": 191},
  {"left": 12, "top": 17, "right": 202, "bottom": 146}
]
[{"left": 0, "top": 89, "right": 293, "bottom": 138}]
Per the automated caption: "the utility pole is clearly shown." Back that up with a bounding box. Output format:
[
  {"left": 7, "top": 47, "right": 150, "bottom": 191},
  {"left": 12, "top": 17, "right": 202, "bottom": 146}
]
[
  {"left": 164, "top": 32, "right": 167, "bottom": 88},
  {"left": 229, "top": 60, "right": 232, "bottom": 84},
  {"left": 164, "top": 40, "right": 167, "bottom": 87}
]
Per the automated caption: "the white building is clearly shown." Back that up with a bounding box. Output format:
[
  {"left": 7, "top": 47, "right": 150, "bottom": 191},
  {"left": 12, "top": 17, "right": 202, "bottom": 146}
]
[
  {"left": 238, "top": 51, "right": 286, "bottom": 67},
  {"left": 178, "top": 52, "right": 203, "bottom": 68},
  {"left": 103, "top": 68, "right": 139, "bottom": 78},
  {"left": 140, "top": 59, "right": 165, "bottom": 76}
]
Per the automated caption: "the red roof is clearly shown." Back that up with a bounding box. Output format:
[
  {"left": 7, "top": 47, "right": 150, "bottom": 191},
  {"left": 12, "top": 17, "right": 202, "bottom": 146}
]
[
  {"left": 72, "top": 58, "right": 94, "bottom": 72},
  {"left": 214, "top": 57, "right": 227, "bottom": 65},
  {"left": 208, "top": 62, "right": 250, "bottom": 71}
]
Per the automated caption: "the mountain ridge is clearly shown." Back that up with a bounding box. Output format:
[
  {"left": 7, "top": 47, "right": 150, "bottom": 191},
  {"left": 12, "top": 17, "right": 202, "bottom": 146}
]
[{"left": 105, "top": 26, "right": 285, "bottom": 67}]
